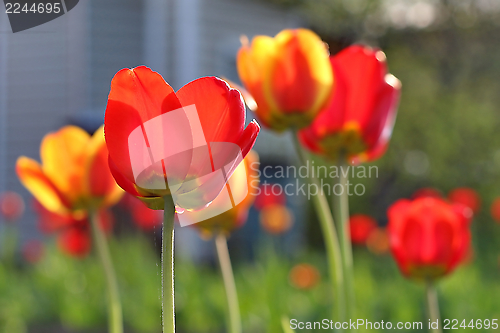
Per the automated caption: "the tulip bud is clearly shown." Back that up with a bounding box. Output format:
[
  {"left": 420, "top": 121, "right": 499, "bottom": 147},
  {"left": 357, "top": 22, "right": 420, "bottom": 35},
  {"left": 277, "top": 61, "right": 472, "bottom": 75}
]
[{"left": 237, "top": 29, "right": 333, "bottom": 131}]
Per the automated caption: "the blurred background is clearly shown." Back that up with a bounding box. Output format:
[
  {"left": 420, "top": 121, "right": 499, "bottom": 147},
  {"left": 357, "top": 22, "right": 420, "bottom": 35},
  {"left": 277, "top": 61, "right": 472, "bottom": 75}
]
[{"left": 1, "top": 0, "right": 500, "bottom": 332}]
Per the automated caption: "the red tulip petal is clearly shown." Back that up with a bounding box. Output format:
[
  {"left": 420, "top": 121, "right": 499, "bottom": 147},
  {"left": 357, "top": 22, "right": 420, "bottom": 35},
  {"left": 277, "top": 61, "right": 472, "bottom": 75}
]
[
  {"left": 86, "top": 126, "right": 123, "bottom": 207},
  {"left": 332, "top": 45, "right": 388, "bottom": 130},
  {"left": 58, "top": 227, "right": 91, "bottom": 258},
  {"left": 306, "top": 57, "right": 349, "bottom": 136},
  {"left": 108, "top": 156, "right": 142, "bottom": 197},
  {"left": 104, "top": 66, "right": 181, "bottom": 185},
  {"left": 176, "top": 77, "right": 246, "bottom": 145},
  {"left": 362, "top": 74, "right": 401, "bottom": 151},
  {"left": 236, "top": 120, "right": 260, "bottom": 158},
  {"left": 297, "top": 129, "right": 323, "bottom": 154}
]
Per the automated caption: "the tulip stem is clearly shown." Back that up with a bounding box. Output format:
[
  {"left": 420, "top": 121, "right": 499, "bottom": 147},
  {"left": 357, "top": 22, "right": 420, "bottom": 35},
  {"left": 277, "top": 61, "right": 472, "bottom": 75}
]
[
  {"left": 89, "top": 210, "right": 123, "bottom": 333},
  {"left": 163, "top": 196, "right": 176, "bottom": 333},
  {"left": 333, "top": 158, "right": 355, "bottom": 324},
  {"left": 215, "top": 233, "right": 242, "bottom": 333},
  {"left": 292, "top": 132, "right": 345, "bottom": 323},
  {"left": 426, "top": 281, "right": 442, "bottom": 333}
]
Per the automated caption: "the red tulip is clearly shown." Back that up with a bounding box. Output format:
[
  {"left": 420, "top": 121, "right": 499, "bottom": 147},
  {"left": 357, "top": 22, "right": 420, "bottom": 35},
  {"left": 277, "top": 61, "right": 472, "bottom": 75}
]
[
  {"left": 448, "top": 187, "right": 480, "bottom": 214},
  {"left": 34, "top": 200, "right": 113, "bottom": 258},
  {"left": 254, "top": 183, "right": 286, "bottom": 210},
  {"left": 121, "top": 194, "right": 162, "bottom": 231},
  {"left": 412, "top": 187, "right": 442, "bottom": 199},
  {"left": 104, "top": 66, "right": 260, "bottom": 211},
  {"left": 491, "top": 197, "right": 500, "bottom": 223},
  {"left": 388, "top": 197, "right": 472, "bottom": 279},
  {"left": 299, "top": 45, "right": 401, "bottom": 163},
  {"left": 0, "top": 191, "right": 25, "bottom": 222},
  {"left": 349, "top": 214, "right": 377, "bottom": 245}
]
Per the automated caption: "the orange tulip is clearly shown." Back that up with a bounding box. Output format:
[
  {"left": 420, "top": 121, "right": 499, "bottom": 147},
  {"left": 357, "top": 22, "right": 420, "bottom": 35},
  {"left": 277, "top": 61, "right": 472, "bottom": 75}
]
[
  {"left": 260, "top": 204, "right": 293, "bottom": 235},
  {"left": 16, "top": 125, "right": 123, "bottom": 217},
  {"left": 366, "top": 228, "right": 390, "bottom": 255},
  {"left": 185, "top": 151, "right": 260, "bottom": 237},
  {"left": 237, "top": 29, "right": 333, "bottom": 131},
  {"left": 289, "top": 263, "right": 321, "bottom": 290}
]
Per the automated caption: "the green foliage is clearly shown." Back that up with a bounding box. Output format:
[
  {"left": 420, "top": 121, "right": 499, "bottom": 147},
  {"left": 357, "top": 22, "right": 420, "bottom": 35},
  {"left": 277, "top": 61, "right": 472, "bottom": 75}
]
[{"left": 1, "top": 233, "right": 499, "bottom": 332}]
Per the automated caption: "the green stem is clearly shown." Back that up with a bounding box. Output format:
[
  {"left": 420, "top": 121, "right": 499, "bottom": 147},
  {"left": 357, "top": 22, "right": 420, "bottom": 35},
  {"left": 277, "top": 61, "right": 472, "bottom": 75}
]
[
  {"left": 281, "top": 316, "right": 295, "bottom": 333},
  {"left": 163, "top": 196, "right": 176, "bottom": 333},
  {"left": 292, "top": 132, "right": 345, "bottom": 322},
  {"left": 426, "top": 281, "right": 442, "bottom": 333},
  {"left": 333, "top": 159, "right": 355, "bottom": 323},
  {"left": 215, "top": 233, "right": 242, "bottom": 333},
  {"left": 90, "top": 211, "right": 123, "bottom": 333}
]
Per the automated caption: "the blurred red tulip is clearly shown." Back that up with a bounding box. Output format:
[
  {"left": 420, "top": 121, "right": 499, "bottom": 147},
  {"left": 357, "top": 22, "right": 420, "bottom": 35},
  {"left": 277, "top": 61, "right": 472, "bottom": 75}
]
[
  {"left": 388, "top": 197, "right": 471, "bottom": 279},
  {"left": 254, "top": 183, "right": 286, "bottom": 210},
  {"left": 448, "top": 187, "right": 481, "bottom": 214},
  {"left": 34, "top": 200, "right": 113, "bottom": 258},
  {"left": 22, "top": 240, "right": 44, "bottom": 264},
  {"left": 16, "top": 126, "right": 123, "bottom": 217},
  {"left": 237, "top": 29, "right": 333, "bottom": 131},
  {"left": 412, "top": 187, "right": 442, "bottom": 199},
  {"left": 104, "top": 66, "right": 259, "bottom": 211},
  {"left": 299, "top": 45, "right": 401, "bottom": 163},
  {"left": 122, "top": 194, "right": 162, "bottom": 231},
  {"left": 491, "top": 197, "right": 500, "bottom": 222},
  {"left": 289, "top": 263, "right": 321, "bottom": 290},
  {"left": 0, "top": 191, "right": 25, "bottom": 222},
  {"left": 58, "top": 227, "right": 91, "bottom": 258},
  {"left": 349, "top": 214, "right": 377, "bottom": 245}
]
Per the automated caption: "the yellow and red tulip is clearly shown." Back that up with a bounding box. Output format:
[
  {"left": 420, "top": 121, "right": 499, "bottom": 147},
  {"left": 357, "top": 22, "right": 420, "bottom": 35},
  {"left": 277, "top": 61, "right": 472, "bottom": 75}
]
[
  {"left": 237, "top": 29, "right": 333, "bottom": 131},
  {"left": 299, "top": 45, "right": 401, "bottom": 163},
  {"left": 187, "top": 151, "right": 259, "bottom": 237},
  {"left": 16, "top": 125, "right": 123, "bottom": 217}
]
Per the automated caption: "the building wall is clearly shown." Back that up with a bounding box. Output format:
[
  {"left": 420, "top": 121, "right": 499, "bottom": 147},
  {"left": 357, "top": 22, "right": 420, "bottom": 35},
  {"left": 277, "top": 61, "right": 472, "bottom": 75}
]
[
  {"left": 0, "top": 3, "right": 90, "bottom": 241},
  {"left": 0, "top": 0, "right": 299, "bottom": 244}
]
